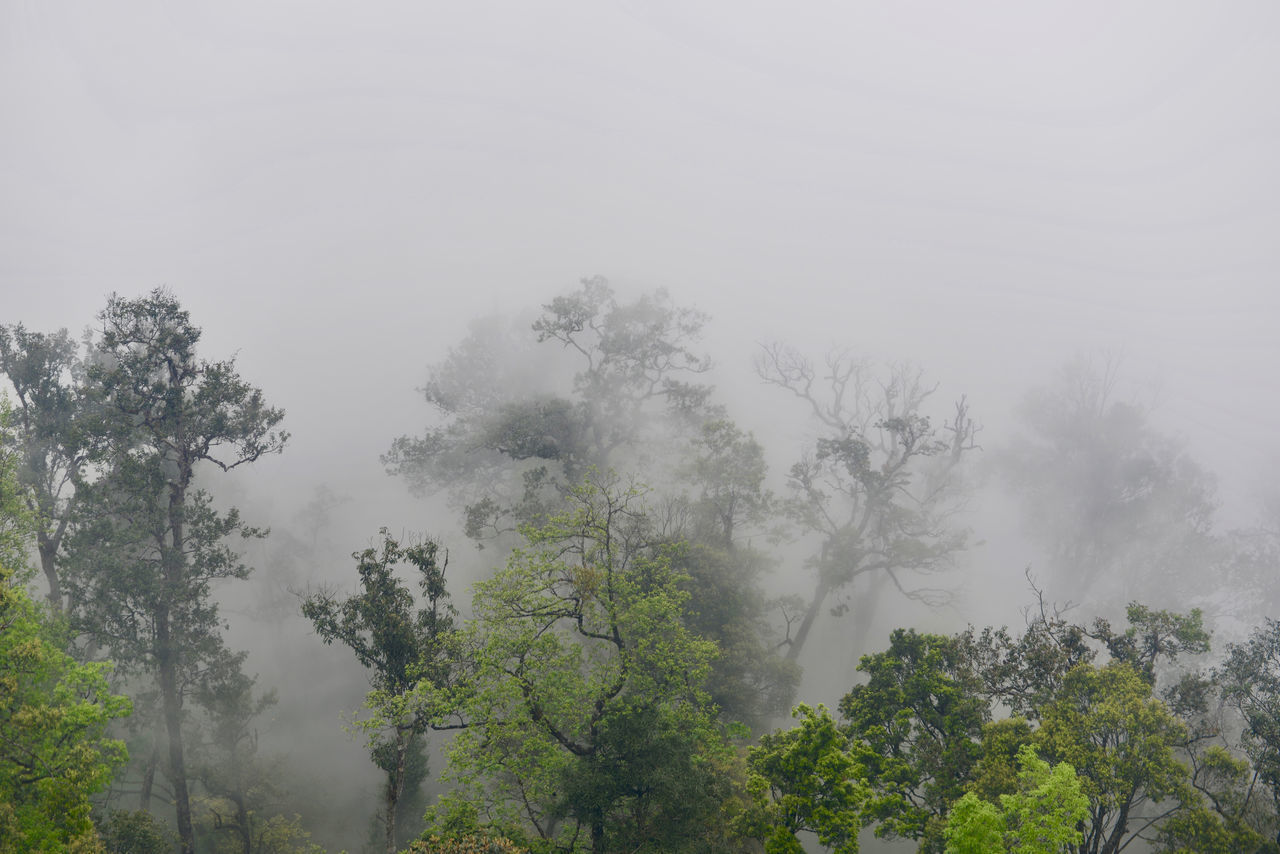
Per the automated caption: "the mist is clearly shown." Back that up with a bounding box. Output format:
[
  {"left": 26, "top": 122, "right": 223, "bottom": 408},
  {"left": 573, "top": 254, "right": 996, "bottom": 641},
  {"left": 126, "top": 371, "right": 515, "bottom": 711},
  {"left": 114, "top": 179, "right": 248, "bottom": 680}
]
[{"left": 4, "top": 4, "right": 1280, "bottom": 853}]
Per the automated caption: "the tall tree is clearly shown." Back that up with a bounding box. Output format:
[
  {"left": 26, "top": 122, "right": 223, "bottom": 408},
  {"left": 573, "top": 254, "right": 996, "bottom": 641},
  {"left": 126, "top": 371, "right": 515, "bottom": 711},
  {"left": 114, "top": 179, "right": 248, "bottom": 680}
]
[
  {"left": 385, "top": 279, "right": 796, "bottom": 728},
  {"left": 66, "top": 289, "right": 287, "bottom": 854},
  {"left": 756, "top": 347, "right": 977, "bottom": 662}
]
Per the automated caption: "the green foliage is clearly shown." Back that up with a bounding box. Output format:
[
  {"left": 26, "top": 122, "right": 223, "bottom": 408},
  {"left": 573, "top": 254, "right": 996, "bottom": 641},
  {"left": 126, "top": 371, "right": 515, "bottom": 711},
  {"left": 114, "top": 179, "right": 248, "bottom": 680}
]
[
  {"left": 839, "top": 629, "right": 987, "bottom": 851},
  {"left": 406, "top": 834, "right": 528, "bottom": 854},
  {"left": 0, "top": 565, "right": 130, "bottom": 852},
  {"left": 1032, "top": 662, "right": 1192, "bottom": 853},
  {"left": 430, "top": 474, "right": 743, "bottom": 853},
  {"left": 944, "top": 744, "right": 1087, "bottom": 854},
  {"left": 742, "top": 704, "right": 867, "bottom": 854},
  {"left": 672, "top": 541, "right": 798, "bottom": 732},
  {"left": 97, "top": 809, "right": 178, "bottom": 854}
]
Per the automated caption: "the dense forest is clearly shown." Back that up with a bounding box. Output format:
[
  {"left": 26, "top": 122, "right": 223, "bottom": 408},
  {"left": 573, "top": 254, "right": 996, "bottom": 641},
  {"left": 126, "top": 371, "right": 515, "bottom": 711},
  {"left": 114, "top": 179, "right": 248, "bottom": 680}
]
[{"left": 3, "top": 282, "right": 1280, "bottom": 854}]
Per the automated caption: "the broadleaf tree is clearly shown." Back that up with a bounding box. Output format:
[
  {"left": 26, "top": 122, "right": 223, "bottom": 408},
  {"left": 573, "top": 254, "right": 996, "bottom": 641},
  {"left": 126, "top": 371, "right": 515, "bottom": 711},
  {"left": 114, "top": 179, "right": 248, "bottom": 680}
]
[{"left": 426, "top": 473, "right": 744, "bottom": 854}]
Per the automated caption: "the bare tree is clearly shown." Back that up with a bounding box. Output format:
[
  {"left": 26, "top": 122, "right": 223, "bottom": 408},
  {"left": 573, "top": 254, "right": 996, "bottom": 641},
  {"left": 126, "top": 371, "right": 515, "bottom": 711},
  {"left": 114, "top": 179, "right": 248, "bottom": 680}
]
[{"left": 756, "top": 344, "right": 978, "bottom": 662}]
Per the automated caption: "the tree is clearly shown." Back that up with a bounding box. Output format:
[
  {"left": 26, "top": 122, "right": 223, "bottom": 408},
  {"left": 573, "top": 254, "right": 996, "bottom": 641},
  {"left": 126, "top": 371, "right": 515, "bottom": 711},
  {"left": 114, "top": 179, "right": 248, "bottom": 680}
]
[
  {"left": 1031, "top": 663, "right": 1192, "bottom": 854},
  {"left": 385, "top": 280, "right": 796, "bottom": 729},
  {"left": 0, "top": 324, "right": 99, "bottom": 613},
  {"left": 65, "top": 289, "right": 287, "bottom": 854},
  {"left": 838, "top": 629, "right": 987, "bottom": 853},
  {"left": 756, "top": 347, "right": 977, "bottom": 662},
  {"left": 428, "top": 474, "right": 743, "bottom": 853},
  {"left": 302, "top": 529, "right": 460, "bottom": 854},
  {"left": 672, "top": 419, "right": 797, "bottom": 731},
  {"left": 944, "top": 744, "right": 1088, "bottom": 854},
  {"left": 385, "top": 277, "right": 717, "bottom": 543},
  {"left": 741, "top": 704, "right": 867, "bottom": 854},
  {"left": 998, "top": 354, "right": 1220, "bottom": 607},
  {"left": 1218, "top": 619, "right": 1280, "bottom": 849},
  {"left": 0, "top": 407, "right": 131, "bottom": 853}
]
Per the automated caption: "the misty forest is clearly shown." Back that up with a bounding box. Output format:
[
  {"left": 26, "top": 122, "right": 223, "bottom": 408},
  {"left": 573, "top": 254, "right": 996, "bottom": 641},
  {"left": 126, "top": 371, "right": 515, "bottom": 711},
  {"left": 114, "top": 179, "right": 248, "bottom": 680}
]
[
  {"left": 4, "top": 279, "right": 1280, "bottom": 854},
  {"left": 5, "top": 5, "right": 1280, "bottom": 854}
]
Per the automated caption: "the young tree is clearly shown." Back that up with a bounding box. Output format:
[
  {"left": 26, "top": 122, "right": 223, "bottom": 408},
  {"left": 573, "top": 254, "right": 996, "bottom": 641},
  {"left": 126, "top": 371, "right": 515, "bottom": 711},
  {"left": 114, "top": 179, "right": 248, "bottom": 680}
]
[
  {"left": 756, "top": 347, "right": 977, "bottom": 662},
  {"left": 302, "top": 529, "right": 460, "bottom": 854},
  {"left": 65, "top": 289, "right": 287, "bottom": 854},
  {"left": 428, "top": 474, "right": 743, "bottom": 853}
]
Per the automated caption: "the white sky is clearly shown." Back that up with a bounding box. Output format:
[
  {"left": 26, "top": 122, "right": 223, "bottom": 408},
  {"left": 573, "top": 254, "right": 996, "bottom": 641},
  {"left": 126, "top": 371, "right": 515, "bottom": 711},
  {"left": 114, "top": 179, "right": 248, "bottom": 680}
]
[{"left": 4, "top": 1, "right": 1279, "bottom": 524}]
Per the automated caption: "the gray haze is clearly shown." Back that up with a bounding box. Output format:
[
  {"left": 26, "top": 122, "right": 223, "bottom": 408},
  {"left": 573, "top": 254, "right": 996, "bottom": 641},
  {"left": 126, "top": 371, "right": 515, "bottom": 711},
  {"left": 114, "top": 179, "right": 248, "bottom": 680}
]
[{"left": 5, "top": 3, "right": 1280, "bottom": 850}]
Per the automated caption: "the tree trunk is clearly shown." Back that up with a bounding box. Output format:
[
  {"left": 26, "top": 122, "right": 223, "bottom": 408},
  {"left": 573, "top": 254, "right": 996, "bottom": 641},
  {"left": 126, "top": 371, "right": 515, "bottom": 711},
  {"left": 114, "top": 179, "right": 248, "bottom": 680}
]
[
  {"left": 158, "top": 607, "right": 195, "bottom": 854},
  {"left": 162, "top": 474, "right": 196, "bottom": 854},
  {"left": 37, "top": 532, "right": 62, "bottom": 614},
  {"left": 385, "top": 731, "right": 409, "bottom": 854},
  {"left": 139, "top": 743, "right": 158, "bottom": 812},
  {"left": 785, "top": 577, "right": 831, "bottom": 663}
]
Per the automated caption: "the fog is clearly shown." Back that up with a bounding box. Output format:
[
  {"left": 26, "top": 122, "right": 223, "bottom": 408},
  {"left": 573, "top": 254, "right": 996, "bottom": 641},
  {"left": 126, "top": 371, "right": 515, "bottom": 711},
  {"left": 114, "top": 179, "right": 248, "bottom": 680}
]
[{"left": 5, "top": 3, "right": 1280, "bottom": 852}]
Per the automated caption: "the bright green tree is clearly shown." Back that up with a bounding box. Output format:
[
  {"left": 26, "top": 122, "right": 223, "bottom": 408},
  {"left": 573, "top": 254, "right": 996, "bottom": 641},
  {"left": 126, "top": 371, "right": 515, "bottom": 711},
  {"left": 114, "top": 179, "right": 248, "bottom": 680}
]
[
  {"left": 839, "top": 629, "right": 987, "bottom": 852},
  {"left": 944, "top": 744, "right": 1087, "bottom": 854},
  {"left": 427, "top": 473, "right": 742, "bottom": 854},
  {"left": 741, "top": 704, "right": 867, "bottom": 854},
  {"left": 1029, "top": 662, "right": 1192, "bottom": 854}
]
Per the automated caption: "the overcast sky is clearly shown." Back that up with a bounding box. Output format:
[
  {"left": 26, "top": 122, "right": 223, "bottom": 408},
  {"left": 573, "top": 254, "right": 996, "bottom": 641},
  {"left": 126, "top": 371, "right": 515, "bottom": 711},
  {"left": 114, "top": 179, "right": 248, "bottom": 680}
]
[{"left": 4, "top": 1, "right": 1279, "bottom": 525}]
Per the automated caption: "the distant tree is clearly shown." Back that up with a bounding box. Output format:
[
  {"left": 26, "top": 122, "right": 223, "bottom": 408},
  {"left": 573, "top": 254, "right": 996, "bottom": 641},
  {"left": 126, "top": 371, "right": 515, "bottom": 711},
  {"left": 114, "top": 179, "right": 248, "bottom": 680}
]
[
  {"left": 385, "top": 277, "right": 716, "bottom": 542},
  {"left": 302, "top": 529, "right": 460, "bottom": 854},
  {"left": 64, "top": 289, "right": 287, "bottom": 854},
  {"left": 188, "top": 659, "right": 316, "bottom": 854},
  {"left": 0, "top": 324, "right": 99, "bottom": 613},
  {"left": 999, "top": 354, "right": 1221, "bottom": 607},
  {"left": 755, "top": 347, "right": 977, "bottom": 662}
]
